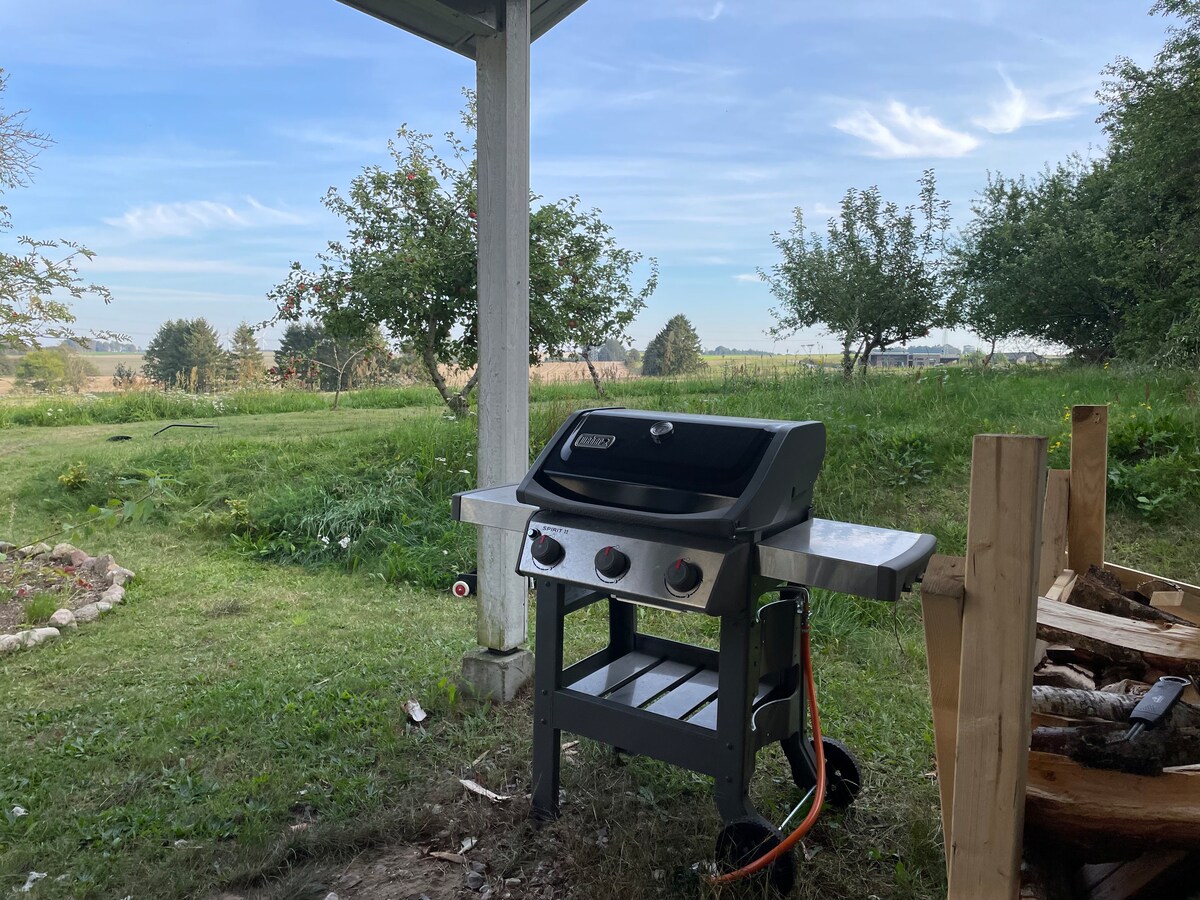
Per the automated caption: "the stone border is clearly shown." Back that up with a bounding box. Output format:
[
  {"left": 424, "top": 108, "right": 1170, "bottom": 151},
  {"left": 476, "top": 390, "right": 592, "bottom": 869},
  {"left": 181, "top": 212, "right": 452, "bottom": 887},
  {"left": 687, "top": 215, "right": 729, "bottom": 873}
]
[{"left": 0, "top": 541, "right": 135, "bottom": 657}]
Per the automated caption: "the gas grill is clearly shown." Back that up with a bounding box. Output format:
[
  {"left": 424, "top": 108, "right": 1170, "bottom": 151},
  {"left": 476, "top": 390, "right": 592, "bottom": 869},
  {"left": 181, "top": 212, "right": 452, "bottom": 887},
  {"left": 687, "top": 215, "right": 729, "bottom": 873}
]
[{"left": 453, "top": 408, "right": 935, "bottom": 884}]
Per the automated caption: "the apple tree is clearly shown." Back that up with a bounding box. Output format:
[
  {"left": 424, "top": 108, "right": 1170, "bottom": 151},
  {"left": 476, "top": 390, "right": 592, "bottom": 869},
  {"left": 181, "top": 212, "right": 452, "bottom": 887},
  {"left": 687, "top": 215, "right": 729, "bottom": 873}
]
[{"left": 268, "top": 110, "right": 654, "bottom": 413}]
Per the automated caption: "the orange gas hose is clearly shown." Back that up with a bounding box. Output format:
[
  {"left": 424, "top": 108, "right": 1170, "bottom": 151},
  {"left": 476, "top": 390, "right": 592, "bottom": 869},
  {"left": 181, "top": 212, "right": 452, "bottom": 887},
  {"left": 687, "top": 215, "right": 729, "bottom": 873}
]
[{"left": 706, "top": 625, "right": 826, "bottom": 885}]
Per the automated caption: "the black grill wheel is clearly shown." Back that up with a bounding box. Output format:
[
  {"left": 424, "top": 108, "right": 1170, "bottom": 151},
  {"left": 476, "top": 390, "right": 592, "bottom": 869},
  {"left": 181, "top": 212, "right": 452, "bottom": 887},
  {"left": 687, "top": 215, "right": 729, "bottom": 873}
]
[
  {"left": 816, "top": 736, "right": 862, "bottom": 809},
  {"left": 714, "top": 818, "right": 796, "bottom": 895}
]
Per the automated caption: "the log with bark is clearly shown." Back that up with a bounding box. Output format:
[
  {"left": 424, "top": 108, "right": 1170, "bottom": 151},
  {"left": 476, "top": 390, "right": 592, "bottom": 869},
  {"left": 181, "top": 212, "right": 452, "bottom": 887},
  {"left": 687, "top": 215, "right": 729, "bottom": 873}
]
[
  {"left": 1066, "top": 567, "right": 1194, "bottom": 626},
  {"left": 1031, "top": 685, "right": 1200, "bottom": 729},
  {"left": 1031, "top": 723, "right": 1200, "bottom": 774}
]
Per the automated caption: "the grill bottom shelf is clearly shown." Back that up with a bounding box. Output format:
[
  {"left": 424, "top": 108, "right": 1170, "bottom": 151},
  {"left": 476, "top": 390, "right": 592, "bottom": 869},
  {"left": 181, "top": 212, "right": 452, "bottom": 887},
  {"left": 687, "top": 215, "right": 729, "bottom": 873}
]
[{"left": 564, "top": 644, "right": 775, "bottom": 732}]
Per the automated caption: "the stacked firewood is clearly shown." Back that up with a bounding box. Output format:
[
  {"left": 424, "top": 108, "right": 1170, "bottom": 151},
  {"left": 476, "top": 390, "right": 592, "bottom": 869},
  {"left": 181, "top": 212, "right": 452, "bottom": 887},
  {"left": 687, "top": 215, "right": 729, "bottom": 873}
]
[
  {"left": 1031, "top": 566, "right": 1200, "bottom": 776},
  {"left": 1020, "top": 567, "right": 1200, "bottom": 899}
]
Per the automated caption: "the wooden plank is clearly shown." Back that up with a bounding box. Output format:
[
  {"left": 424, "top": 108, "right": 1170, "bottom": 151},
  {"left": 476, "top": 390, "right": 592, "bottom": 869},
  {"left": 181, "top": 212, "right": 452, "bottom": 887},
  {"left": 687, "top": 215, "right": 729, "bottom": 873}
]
[
  {"left": 1150, "top": 590, "right": 1200, "bottom": 626},
  {"left": 1102, "top": 562, "right": 1200, "bottom": 604},
  {"left": 1037, "top": 598, "right": 1200, "bottom": 661},
  {"left": 1027, "top": 751, "right": 1200, "bottom": 848},
  {"left": 948, "top": 435, "right": 1047, "bottom": 900},
  {"left": 1039, "top": 469, "right": 1070, "bottom": 595},
  {"left": 1043, "top": 571, "right": 1076, "bottom": 603},
  {"left": 1068, "top": 405, "right": 1108, "bottom": 575},
  {"left": 919, "top": 553, "right": 965, "bottom": 867},
  {"left": 1086, "top": 851, "right": 1189, "bottom": 900}
]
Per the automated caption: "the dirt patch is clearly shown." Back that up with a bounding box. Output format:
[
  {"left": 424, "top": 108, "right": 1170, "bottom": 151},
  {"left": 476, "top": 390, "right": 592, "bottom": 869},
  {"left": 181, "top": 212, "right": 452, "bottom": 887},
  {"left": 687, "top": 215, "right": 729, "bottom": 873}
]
[{"left": 329, "top": 845, "right": 471, "bottom": 900}]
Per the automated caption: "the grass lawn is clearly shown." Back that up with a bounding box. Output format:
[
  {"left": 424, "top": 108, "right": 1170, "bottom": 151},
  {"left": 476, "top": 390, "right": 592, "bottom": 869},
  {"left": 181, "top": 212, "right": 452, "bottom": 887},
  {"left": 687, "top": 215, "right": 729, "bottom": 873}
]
[{"left": 1, "top": 366, "right": 1198, "bottom": 899}]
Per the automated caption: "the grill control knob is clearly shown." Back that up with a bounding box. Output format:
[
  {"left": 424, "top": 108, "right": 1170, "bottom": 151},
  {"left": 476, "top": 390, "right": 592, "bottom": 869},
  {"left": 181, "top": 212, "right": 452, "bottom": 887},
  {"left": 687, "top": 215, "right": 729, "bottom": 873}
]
[
  {"left": 530, "top": 534, "right": 564, "bottom": 566},
  {"left": 666, "top": 558, "right": 702, "bottom": 593},
  {"left": 594, "top": 546, "right": 629, "bottom": 579}
]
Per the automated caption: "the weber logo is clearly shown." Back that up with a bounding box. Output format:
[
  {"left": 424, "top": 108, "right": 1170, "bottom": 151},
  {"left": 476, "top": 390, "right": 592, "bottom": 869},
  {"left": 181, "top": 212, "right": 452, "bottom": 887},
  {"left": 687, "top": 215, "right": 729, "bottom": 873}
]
[{"left": 574, "top": 433, "right": 616, "bottom": 450}]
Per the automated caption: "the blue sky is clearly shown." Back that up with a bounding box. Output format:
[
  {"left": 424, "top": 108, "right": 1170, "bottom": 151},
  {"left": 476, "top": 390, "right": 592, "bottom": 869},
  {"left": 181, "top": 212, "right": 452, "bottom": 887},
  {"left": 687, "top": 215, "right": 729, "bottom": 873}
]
[{"left": 0, "top": 0, "right": 1175, "bottom": 353}]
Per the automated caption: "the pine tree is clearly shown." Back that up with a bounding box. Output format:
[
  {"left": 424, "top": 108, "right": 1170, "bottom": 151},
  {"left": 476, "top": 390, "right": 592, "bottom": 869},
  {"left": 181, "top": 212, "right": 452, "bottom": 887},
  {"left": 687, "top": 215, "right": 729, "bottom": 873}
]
[
  {"left": 142, "top": 318, "right": 225, "bottom": 391},
  {"left": 229, "top": 322, "right": 263, "bottom": 385},
  {"left": 642, "top": 314, "right": 704, "bottom": 377}
]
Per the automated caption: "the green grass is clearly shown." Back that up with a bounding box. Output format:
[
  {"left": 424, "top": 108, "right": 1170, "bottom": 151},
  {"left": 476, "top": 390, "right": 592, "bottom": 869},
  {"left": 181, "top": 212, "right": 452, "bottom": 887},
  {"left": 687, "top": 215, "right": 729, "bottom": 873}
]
[{"left": 0, "top": 364, "right": 1198, "bottom": 899}]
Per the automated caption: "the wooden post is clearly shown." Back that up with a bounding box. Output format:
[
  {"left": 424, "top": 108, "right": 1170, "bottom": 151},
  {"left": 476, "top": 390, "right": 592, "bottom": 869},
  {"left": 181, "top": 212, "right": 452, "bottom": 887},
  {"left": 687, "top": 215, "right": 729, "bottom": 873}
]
[
  {"left": 919, "top": 553, "right": 965, "bottom": 875},
  {"left": 1038, "top": 469, "right": 1070, "bottom": 596},
  {"left": 473, "top": 0, "right": 532, "bottom": 656},
  {"left": 1068, "top": 406, "right": 1107, "bottom": 575},
  {"left": 948, "top": 435, "right": 1047, "bottom": 900}
]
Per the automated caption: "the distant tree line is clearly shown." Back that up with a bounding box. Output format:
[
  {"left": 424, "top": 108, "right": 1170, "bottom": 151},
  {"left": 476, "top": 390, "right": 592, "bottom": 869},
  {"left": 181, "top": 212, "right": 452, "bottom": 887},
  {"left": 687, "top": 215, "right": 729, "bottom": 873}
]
[{"left": 708, "top": 347, "right": 776, "bottom": 357}]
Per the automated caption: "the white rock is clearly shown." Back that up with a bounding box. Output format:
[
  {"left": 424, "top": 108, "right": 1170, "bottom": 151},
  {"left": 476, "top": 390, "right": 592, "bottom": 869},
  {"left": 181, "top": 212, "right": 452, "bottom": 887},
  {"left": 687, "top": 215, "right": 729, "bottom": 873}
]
[
  {"left": 0, "top": 541, "right": 15, "bottom": 553},
  {"left": 96, "top": 601, "right": 112, "bottom": 613},
  {"left": 19, "top": 628, "right": 60, "bottom": 648},
  {"left": 50, "top": 542, "right": 78, "bottom": 562},
  {"left": 74, "top": 603, "right": 101, "bottom": 623},
  {"left": 323, "top": 893, "right": 340, "bottom": 900},
  {"left": 16, "top": 542, "right": 51, "bottom": 559},
  {"left": 102, "top": 585, "right": 125, "bottom": 604},
  {"left": 0, "top": 634, "right": 21, "bottom": 654},
  {"left": 107, "top": 566, "right": 135, "bottom": 586},
  {"left": 11, "top": 805, "right": 27, "bottom": 817},
  {"left": 48, "top": 609, "right": 77, "bottom": 629}
]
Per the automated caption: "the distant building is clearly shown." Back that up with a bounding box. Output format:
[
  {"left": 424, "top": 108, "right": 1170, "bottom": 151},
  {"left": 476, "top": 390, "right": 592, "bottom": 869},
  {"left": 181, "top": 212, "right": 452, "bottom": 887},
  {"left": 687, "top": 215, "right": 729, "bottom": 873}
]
[
  {"left": 1002, "top": 351, "right": 1045, "bottom": 364},
  {"left": 869, "top": 347, "right": 958, "bottom": 368}
]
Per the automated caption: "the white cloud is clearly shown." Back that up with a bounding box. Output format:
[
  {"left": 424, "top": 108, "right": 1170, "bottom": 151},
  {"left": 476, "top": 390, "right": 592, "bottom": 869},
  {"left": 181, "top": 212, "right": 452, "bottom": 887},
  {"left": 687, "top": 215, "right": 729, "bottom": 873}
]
[
  {"left": 104, "top": 197, "right": 310, "bottom": 238},
  {"left": 972, "top": 72, "right": 1081, "bottom": 134},
  {"left": 834, "top": 101, "right": 980, "bottom": 158},
  {"left": 733, "top": 272, "right": 763, "bottom": 283}
]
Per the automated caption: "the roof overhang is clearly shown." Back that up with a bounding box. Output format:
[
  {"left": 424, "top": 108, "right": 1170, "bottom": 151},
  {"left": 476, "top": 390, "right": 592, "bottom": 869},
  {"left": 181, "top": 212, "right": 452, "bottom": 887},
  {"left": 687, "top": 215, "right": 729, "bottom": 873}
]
[{"left": 337, "top": 0, "right": 588, "bottom": 58}]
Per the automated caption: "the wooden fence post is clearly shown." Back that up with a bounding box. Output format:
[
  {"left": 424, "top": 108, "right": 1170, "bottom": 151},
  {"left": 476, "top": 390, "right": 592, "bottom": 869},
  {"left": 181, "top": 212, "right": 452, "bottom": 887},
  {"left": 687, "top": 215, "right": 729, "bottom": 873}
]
[
  {"left": 1039, "top": 469, "right": 1070, "bottom": 596},
  {"left": 920, "top": 554, "right": 966, "bottom": 877},
  {"left": 948, "top": 435, "right": 1047, "bottom": 900},
  {"left": 1068, "top": 406, "right": 1108, "bottom": 575}
]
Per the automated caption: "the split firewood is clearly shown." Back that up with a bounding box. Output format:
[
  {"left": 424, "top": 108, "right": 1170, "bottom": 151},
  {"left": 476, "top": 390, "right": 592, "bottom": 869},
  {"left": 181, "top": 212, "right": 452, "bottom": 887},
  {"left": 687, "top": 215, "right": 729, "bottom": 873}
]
[
  {"left": 1067, "top": 567, "right": 1194, "bottom": 626},
  {"left": 1032, "top": 662, "right": 1096, "bottom": 691},
  {"left": 1031, "top": 686, "right": 1200, "bottom": 729},
  {"left": 1036, "top": 620, "right": 1148, "bottom": 675},
  {"left": 1036, "top": 599, "right": 1200, "bottom": 680}
]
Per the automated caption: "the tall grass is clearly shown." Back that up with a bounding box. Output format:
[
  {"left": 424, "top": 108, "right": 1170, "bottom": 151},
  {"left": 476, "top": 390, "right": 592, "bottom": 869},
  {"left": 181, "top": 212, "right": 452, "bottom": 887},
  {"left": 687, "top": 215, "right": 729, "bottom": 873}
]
[{"left": 0, "top": 386, "right": 443, "bottom": 428}]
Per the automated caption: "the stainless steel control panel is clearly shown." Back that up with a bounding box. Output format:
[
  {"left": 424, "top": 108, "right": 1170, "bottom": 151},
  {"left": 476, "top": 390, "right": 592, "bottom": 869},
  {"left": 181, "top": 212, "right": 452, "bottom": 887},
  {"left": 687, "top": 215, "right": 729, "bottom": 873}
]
[{"left": 516, "top": 511, "right": 751, "bottom": 614}]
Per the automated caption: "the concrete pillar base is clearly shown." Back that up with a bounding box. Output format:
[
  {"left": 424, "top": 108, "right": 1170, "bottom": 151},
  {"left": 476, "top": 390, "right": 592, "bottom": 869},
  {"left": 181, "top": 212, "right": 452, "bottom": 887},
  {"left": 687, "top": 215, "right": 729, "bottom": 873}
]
[{"left": 461, "top": 647, "right": 534, "bottom": 703}]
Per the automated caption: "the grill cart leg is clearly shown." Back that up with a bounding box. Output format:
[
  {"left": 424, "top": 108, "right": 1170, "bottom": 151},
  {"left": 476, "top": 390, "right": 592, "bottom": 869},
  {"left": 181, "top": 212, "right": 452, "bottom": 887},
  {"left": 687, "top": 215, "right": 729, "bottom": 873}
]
[
  {"left": 713, "top": 606, "right": 760, "bottom": 824},
  {"left": 531, "top": 579, "right": 564, "bottom": 820}
]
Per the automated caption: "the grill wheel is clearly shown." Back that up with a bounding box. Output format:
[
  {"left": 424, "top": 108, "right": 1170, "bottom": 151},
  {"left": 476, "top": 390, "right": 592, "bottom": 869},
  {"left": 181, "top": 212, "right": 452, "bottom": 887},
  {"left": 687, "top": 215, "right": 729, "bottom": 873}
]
[{"left": 715, "top": 818, "right": 796, "bottom": 895}]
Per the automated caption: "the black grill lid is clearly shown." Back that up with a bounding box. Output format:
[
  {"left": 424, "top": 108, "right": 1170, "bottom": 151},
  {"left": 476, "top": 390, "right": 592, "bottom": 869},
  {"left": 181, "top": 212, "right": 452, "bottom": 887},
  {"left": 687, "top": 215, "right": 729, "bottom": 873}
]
[{"left": 517, "top": 408, "right": 826, "bottom": 538}]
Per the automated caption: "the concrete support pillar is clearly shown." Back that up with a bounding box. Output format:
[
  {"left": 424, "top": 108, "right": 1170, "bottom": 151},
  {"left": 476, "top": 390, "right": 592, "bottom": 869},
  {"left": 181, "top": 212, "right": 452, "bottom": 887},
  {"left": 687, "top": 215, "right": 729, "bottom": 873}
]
[{"left": 468, "top": 0, "right": 532, "bottom": 698}]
